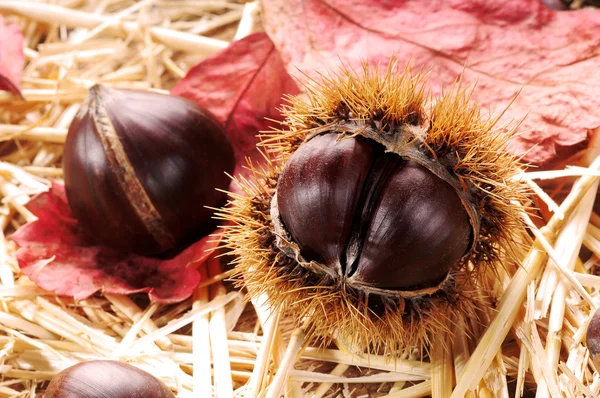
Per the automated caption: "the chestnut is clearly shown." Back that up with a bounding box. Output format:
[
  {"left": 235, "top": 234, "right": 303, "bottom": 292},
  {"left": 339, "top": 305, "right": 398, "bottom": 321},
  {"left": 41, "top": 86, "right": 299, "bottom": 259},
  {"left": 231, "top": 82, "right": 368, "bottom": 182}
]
[
  {"left": 223, "top": 60, "right": 529, "bottom": 353},
  {"left": 587, "top": 307, "right": 600, "bottom": 369},
  {"left": 63, "top": 85, "right": 235, "bottom": 256},
  {"left": 276, "top": 133, "right": 472, "bottom": 290},
  {"left": 44, "top": 360, "right": 175, "bottom": 398}
]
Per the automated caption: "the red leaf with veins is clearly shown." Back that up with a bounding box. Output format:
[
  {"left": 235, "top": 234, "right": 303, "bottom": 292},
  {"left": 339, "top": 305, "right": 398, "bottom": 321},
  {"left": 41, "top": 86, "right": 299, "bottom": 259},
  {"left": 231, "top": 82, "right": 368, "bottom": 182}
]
[
  {"left": 261, "top": 0, "right": 600, "bottom": 164},
  {"left": 12, "top": 183, "right": 219, "bottom": 303},
  {"left": 171, "top": 32, "right": 300, "bottom": 179},
  {"left": 0, "top": 16, "right": 24, "bottom": 98}
]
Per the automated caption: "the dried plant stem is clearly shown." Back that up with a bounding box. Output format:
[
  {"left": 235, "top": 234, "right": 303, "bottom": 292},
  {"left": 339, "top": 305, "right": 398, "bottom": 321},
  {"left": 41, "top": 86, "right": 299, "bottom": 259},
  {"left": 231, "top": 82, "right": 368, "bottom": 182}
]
[
  {"left": 128, "top": 292, "right": 239, "bottom": 354},
  {"left": 247, "top": 308, "right": 281, "bottom": 398},
  {"left": 0, "top": 325, "right": 63, "bottom": 361},
  {"left": 234, "top": 1, "right": 259, "bottom": 40},
  {"left": 36, "top": 297, "right": 117, "bottom": 349},
  {"left": 559, "top": 362, "right": 596, "bottom": 398},
  {"left": 515, "top": 282, "right": 535, "bottom": 398},
  {"left": 526, "top": 178, "right": 563, "bottom": 219},
  {"left": 431, "top": 326, "right": 453, "bottom": 398},
  {"left": 252, "top": 293, "right": 285, "bottom": 367},
  {"left": 0, "top": 180, "right": 37, "bottom": 223},
  {"left": 519, "top": 168, "right": 600, "bottom": 180},
  {"left": 525, "top": 214, "right": 595, "bottom": 308},
  {"left": 21, "top": 166, "right": 62, "bottom": 177},
  {"left": 192, "top": 267, "right": 212, "bottom": 397},
  {"left": 0, "top": 89, "right": 88, "bottom": 103},
  {"left": 79, "top": 299, "right": 129, "bottom": 338},
  {"left": 0, "top": 125, "right": 67, "bottom": 143},
  {"left": 389, "top": 381, "right": 407, "bottom": 394},
  {"left": 288, "top": 370, "right": 426, "bottom": 384},
  {"left": 301, "top": 348, "right": 430, "bottom": 375},
  {"left": 195, "top": 268, "right": 236, "bottom": 290},
  {"left": 264, "top": 323, "right": 308, "bottom": 398},
  {"left": 537, "top": 177, "right": 599, "bottom": 398},
  {"left": 311, "top": 341, "right": 351, "bottom": 398},
  {"left": 575, "top": 272, "right": 600, "bottom": 287},
  {"left": 104, "top": 294, "right": 172, "bottom": 351},
  {"left": 310, "top": 363, "right": 349, "bottom": 397},
  {"left": 518, "top": 323, "right": 561, "bottom": 397},
  {"left": 114, "top": 303, "right": 158, "bottom": 354},
  {"left": 71, "top": 0, "right": 152, "bottom": 48},
  {"left": 452, "top": 316, "right": 475, "bottom": 398},
  {"left": 0, "top": 1, "right": 228, "bottom": 53},
  {"left": 287, "top": 381, "right": 303, "bottom": 398},
  {"left": 208, "top": 256, "right": 233, "bottom": 398},
  {"left": 0, "top": 311, "right": 55, "bottom": 340},
  {"left": 451, "top": 155, "right": 600, "bottom": 398},
  {"left": 383, "top": 380, "right": 432, "bottom": 398},
  {"left": 191, "top": 9, "right": 243, "bottom": 35}
]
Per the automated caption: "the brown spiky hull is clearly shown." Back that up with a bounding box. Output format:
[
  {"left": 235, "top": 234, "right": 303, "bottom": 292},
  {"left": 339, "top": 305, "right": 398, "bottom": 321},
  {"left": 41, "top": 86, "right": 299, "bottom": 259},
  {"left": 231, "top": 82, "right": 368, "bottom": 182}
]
[{"left": 220, "top": 60, "right": 530, "bottom": 354}]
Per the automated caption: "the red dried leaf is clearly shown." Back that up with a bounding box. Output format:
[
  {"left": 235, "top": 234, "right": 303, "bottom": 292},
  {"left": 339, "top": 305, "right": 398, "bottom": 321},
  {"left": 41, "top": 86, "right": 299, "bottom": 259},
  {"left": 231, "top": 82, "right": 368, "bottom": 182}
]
[
  {"left": 171, "top": 32, "right": 300, "bottom": 178},
  {"left": 0, "top": 16, "right": 24, "bottom": 98},
  {"left": 12, "top": 183, "right": 221, "bottom": 304},
  {"left": 261, "top": 0, "right": 600, "bottom": 165}
]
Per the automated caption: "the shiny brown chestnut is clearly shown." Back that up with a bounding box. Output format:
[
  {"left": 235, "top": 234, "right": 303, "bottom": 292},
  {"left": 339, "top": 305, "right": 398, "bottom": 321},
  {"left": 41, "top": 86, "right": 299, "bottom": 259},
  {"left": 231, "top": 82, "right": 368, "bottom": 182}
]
[
  {"left": 276, "top": 133, "right": 472, "bottom": 290},
  {"left": 44, "top": 360, "right": 175, "bottom": 398},
  {"left": 63, "top": 85, "right": 235, "bottom": 256}
]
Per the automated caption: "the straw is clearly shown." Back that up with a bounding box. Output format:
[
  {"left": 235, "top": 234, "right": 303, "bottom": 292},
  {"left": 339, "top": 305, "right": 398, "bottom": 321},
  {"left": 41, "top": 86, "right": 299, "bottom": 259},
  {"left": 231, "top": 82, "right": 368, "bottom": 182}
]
[{"left": 2, "top": 1, "right": 600, "bottom": 396}]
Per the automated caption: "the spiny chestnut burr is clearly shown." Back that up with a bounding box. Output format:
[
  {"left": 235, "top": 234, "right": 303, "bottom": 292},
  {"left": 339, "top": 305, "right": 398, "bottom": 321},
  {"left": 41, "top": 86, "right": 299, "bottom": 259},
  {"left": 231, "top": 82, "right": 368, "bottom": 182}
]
[
  {"left": 44, "top": 360, "right": 175, "bottom": 398},
  {"left": 63, "top": 85, "right": 235, "bottom": 256},
  {"left": 222, "top": 61, "right": 530, "bottom": 352}
]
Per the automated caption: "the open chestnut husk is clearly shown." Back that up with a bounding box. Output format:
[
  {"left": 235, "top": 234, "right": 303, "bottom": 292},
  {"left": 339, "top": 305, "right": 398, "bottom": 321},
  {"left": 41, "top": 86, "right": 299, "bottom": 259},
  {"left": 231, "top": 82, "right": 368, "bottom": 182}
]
[
  {"left": 44, "top": 360, "right": 175, "bottom": 398},
  {"left": 63, "top": 85, "right": 235, "bottom": 256},
  {"left": 222, "top": 62, "right": 530, "bottom": 351}
]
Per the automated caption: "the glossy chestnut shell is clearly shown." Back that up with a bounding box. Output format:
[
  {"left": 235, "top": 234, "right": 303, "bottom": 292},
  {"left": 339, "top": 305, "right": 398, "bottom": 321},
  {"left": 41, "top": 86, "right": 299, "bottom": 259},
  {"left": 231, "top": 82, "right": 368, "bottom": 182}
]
[
  {"left": 63, "top": 85, "right": 235, "bottom": 255},
  {"left": 44, "top": 360, "right": 175, "bottom": 398},
  {"left": 276, "top": 133, "right": 473, "bottom": 290}
]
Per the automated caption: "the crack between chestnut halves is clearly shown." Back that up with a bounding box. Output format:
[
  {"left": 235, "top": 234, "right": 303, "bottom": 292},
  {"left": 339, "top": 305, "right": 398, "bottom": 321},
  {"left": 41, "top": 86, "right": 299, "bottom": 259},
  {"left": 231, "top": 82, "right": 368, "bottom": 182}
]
[{"left": 342, "top": 145, "right": 402, "bottom": 278}]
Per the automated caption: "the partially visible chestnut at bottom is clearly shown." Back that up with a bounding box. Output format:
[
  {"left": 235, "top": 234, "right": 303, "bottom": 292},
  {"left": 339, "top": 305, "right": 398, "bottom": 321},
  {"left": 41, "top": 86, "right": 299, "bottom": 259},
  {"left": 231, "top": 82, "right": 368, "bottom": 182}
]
[
  {"left": 44, "top": 360, "right": 175, "bottom": 398},
  {"left": 587, "top": 307, "right": 600, "bottom": 370}
]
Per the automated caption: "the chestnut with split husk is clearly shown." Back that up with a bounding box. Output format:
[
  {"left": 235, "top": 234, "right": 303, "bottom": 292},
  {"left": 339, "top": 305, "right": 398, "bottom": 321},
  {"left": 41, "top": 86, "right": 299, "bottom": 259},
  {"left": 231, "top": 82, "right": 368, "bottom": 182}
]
[
  {"left": 222, "top": 61, "right": 530, "bottom": 352},
  {"left": 276, "top": 133, "right": 472, "bottom": 290},
  {"left": 63, "top": 85, "right": 235, "bottom": 256},
  {"left": 44, "top": 360, "right": 175, "bottom": 398}
]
